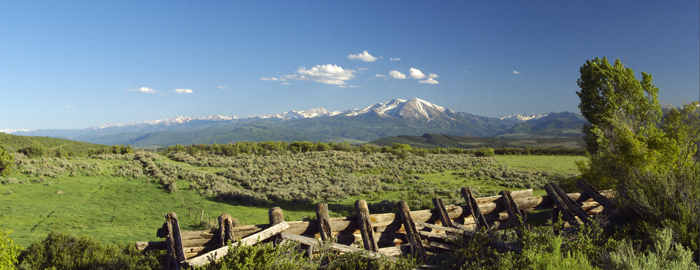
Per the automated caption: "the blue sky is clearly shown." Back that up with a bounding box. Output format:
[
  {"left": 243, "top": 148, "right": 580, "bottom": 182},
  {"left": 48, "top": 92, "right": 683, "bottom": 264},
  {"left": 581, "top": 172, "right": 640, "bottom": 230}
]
[{"left": 1, "top": 1, "right": 698, "bottom": 130}]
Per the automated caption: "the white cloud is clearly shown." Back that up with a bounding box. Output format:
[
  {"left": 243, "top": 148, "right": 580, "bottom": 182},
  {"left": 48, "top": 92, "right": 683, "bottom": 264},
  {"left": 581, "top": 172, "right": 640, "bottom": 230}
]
[
  {"left": 282, "top": 82, "right": 291, "bottom": 85},
  {"left": 419, "top": 78, "right": 439, "bottom": 84},
  {"left": 375, "top": 74, "right": 387, "bottom": 79},
  {"left": 217, "top": 85, "right": 226, "bottom": 89},
  {"left": 357, "top": 68, "right": 368, "bottom": 72},
  {"left": 260, "top": 77, "right": 279, "bottom": 81},
  {"left": 389, "top": 70, "right": 406, "bottom": 79},
  {"left": 513, "top": 71, "right": 521, "bottom": 75},
  {"left": 282, "top": 64, "right": 356, "bottom": 85},
  {"left": 347, "top": 50, "right": 378, "bottom": 62},
  {"left": 409, "top": 68, "right": 426, "bottom": 79},
  {"left": 390, "top": 58, "right": 401, "bottom": 61},
  {"left": 126, "top": 87, "right": 158, "bottom": 94},
  {"left": 174, "top": 89, "right": 193, "bottom": 94},
  {"left": 66, "top": 105, "right": 75, "bottom": 109},
  {"left": 428, "top": 73, "right": 438, "bottom": 78},
  {"left": 338, "top": 85, "right": 361, "bottom": 88}
]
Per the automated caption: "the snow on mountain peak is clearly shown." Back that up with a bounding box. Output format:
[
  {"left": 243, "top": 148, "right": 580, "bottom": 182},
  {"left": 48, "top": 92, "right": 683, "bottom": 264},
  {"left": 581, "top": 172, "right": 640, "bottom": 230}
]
[{"left": 500, "top": 114, "right": 548, "bottom": 122}]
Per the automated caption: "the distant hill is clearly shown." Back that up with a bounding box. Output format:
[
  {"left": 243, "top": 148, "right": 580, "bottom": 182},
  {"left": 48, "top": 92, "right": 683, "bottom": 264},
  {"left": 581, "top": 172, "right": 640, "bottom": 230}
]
[
  {"left": 494, "top": 112, "right": 587, "bottom": 139},
  {"left": 370, "top": 133, "right": 585, "bottom": 150},
  {"left": 0, "top": 133, "right": 109, "bottom": 156}
]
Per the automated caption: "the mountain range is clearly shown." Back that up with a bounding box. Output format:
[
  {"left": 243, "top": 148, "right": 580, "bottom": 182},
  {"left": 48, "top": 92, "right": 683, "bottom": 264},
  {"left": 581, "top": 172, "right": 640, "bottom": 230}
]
[{"left": 4, "top": 98, "right": 588, "bottom": 148}]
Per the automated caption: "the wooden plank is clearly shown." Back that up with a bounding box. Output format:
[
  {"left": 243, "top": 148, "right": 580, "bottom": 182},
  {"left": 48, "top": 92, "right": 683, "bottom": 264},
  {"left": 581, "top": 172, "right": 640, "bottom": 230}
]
[
  {"left": 398, "top": 201, "right": 429, "bottom": 263},
  {"left": 461, "top": 187, "right": 489, "bottom": 230},
  {"left": 473, "top": 189, "right": 533, "bottom": 204},
  {"left": 415, "top": 221, "right": 465, "bottom": 235},
  {"left": 418, "top": 230, "right": 460, "bottom": 241},
  {"left": 186, "top": 222, "right": 290, "bottom": 267},
  {"left": 280, "top": 232, "right": 392, "bottom": 260},
  {"left": 426, "top": 241, "right": 456, "bottom": 251},
  {"left": 315, "top": 203, "right": 333, "bottom": 241},
  {"left": 165, "top": 212, "right": 187, "bottom": 270},
  {"left": 431, "top": 197, "right": 453, "bottom": 227},
  {"left": 499, "top": 190, "right": 524, "bottom": 237},
  {"left": 355, "top": 199, "right": 379, "bottom": 252},
  {"left": 180, "top": 238, "right": 218, "bottom": 248},
  {"left": 576, "top": 179, "right": 616, "bottom": 211},
  {"left": 544, "top": 184, "right": 579, "bottom": 226},
  {"left": 549, "top": 182, "right": 592, "bottom": 225}
]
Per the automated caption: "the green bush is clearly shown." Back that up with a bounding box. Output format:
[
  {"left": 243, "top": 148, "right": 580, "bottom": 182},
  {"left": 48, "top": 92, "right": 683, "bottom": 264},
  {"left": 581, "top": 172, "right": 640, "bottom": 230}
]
[
  {"left": 0, "top": 224, "right": 22, "bottom": 270},
  {"left": 18, "top": 141, "right": 45, "bottom": 158},
  {"left": 475, "top": 147, "right": 495, "bottom": 157},
  {"left": 603, "top": 228, "right": 698, "bottom": 269},
  {"left": 0, "top": 148, "right": 14, "bottom": 176},
  {"left": 192, "top": 240, "right": 416, "bottom": 270},
  {"left": 17, "top": 231, "right": 161, "bottom": 270},
  {"left": 615, "top": 168, "right": 699, "bottom": 260}
]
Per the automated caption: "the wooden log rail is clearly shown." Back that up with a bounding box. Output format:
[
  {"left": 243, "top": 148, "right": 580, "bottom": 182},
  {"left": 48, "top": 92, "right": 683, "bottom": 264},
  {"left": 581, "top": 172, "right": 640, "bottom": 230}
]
[{"left": 137, "top": 189, "right": 613, "bottom": 254}]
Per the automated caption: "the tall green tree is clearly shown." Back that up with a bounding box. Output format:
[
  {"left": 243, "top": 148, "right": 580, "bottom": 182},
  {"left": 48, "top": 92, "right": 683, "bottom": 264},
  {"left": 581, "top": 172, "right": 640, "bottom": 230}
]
[
  {"left": 575, "top": 57, "right": 683, "bottom": 189},
  {"left": 576, "top": 57, "right": 699, "bottom": 258}
]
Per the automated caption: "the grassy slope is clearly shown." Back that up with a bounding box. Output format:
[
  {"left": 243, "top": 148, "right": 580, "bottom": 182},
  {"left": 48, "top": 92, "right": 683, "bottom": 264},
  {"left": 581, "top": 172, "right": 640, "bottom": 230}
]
[
  {"left": 0, "top": 154, "right": 585, "bottom": 248},
  {"left": 0, "top": 133, "right": 109, "bottom": 155}
]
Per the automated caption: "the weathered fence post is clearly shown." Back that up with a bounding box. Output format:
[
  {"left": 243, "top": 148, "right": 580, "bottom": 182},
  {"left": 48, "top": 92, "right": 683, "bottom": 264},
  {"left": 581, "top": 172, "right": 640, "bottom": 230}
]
[
  {"left": 269, "top": 207, "right": 284, "bottom": 244},
  {"left": 499, "top": 190, "right": 524, "bottom": 238},
  {"left": 315, "top": 203, "right": 333, "bottom": 241},
  {"left": 549, "top": 182, "right": 592, "bottom": 225},
  {"left": 218, "top": 214, "right": 236, "bottom": 246},
  {"left": 397, "top": 201, "right": 429, "bottom": 263},
  {"left": 544, "top": 183, "right": 580, "bottom": 227},
  {"left": 461, "top": 187, "right": 489, "bottom": 231},
  {"left": 432, "top": 197, "right": 453, "bottom": 228},
  {"left": 355, "top": 199, "right": 379, "bottom": 252},
  {"left": 165, "top": 212, "right": 186, "bottom": 270},
  {"left": 576, "top": 179, "right": 617, "bottom": 211}
]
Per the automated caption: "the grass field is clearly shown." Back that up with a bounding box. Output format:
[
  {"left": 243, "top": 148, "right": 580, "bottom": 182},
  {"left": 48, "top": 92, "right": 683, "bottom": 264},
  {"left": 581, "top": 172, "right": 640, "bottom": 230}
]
[
  {"left": 0, "top": 174, "right": 316, "bottom": 247},
  {"left": 0, "top": 153, "right": 587, "bottom": 248}
]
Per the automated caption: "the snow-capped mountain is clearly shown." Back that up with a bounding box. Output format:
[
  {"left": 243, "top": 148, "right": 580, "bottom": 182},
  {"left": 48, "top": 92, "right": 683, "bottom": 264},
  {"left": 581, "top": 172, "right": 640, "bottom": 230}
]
[
  {"left": 499, "top": 114, "right": 548, "bottom": 123},
  {"left": 341, "top": 98, "right": 453, "bottom": 121},
  {"left": 89, "top": 115, "right": 240, "bottom": 130},
  {"left": 250, "top": 107, "right": 341, "bottom": 120}
]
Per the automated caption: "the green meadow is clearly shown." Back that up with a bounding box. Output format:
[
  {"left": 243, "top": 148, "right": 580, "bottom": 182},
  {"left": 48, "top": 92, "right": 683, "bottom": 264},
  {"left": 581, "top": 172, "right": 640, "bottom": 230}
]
[{"left": 0, "top": 152, "right": 584, "bottom": 248}]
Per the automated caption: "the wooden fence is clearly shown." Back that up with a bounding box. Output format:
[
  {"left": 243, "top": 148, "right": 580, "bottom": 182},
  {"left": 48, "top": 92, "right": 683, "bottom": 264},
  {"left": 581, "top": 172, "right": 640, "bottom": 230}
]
[{"left": 136, "top": 179, "right": 614, "bottom": 269}]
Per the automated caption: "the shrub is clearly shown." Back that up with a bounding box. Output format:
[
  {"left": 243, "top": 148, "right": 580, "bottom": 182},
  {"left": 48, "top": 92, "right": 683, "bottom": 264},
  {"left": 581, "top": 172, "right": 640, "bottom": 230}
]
[
  {"left": 0, "top": 148, "right": 14, "bottom": 176},
  {"left": 17, "top": 231, "right": 161, "bottom": 270},
  {"left": 615, "top": 168, "right": 699, "bottom": 260},
  {"left": 603, "top": 228, "right": 698, "bottom": 269},
  {"left": 191, "top": 240, "right": 416, "bottom": 270},
  {"left": 475, "top": 147, "right": 495, "bottom": 157},
  {"left": 18, "top": 141, "right": 45, "bottom": 158},
  {"left": 0, "top": 224, "right": 22, "bottom": 269}
]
